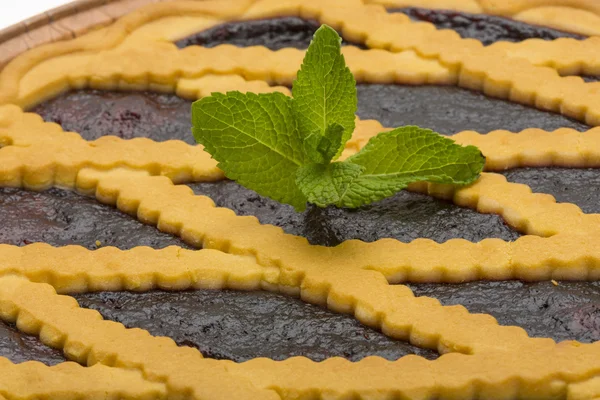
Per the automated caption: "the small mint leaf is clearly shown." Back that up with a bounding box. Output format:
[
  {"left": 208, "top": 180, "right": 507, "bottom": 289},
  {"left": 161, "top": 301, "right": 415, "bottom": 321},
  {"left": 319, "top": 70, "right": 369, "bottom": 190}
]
[
  {"left": 317, "top": 123, "right": 345, "bottom": 163},
  {"left": 302, "top": 132, "right": 324, "bottom": 164},
  {"left": 336, "top": 126, "right": 485, "bottom": 208},
  {"left": 192, "top": 91, "right": 308, "bottom": 211},
  {"left": 292, "top": 25, "right": 356, "bottom": 156},
  {"left": 302, "top": 124, "right": 344, "bottom": 164},
  {"left": 302, "top": 123, "right": 345, "bottom": 164},
  {"left": 296, "top": 162, "right": 364, "bottom": 208}
]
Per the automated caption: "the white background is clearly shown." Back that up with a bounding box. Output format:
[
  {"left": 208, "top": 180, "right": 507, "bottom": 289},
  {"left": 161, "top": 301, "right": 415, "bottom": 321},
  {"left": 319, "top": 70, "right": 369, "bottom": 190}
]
[{"left": 0, "top": 1, "right": 73, "bottom": 30}]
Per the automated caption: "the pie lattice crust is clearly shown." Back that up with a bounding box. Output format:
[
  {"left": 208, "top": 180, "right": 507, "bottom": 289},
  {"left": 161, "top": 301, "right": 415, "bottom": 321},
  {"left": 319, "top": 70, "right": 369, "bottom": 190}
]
[{"left": 1, "top": 0, "right": 600, "bottom": 399}]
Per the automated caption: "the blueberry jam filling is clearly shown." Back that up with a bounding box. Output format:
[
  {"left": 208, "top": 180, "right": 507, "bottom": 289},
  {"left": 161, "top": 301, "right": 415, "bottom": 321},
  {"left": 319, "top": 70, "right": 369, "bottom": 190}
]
[
  {"left": 189, "top": 180, "right": 519, "bottom": 246},
  {"left": 0, "top": 187, "right": 190, "bottom": 250},
  {"left": 356, "top": 84, "right": 588, "bottom": 134},
  {"left": 502, "top": 168, "right": 600, "bottom": 215},
  {"left": 175, "top": 16, "right": 366, "bottom": 50},
  {"left": 409, "top": 281, "right": 600, "bottom": 343},
  {"left": 32, "top": 91, "right": 195, "bottom": 143},
  {"left": 582, "top": 76, "right": 600, "bottom": 83},
  {"left": 0, "top": 321, "right": 66, "bottom": 366},
  {"left": 32, "top": 84, "right": 589, "bottom": 146},
  {"left": 393, "top": 7, "right": 584, "bottom": 45},
  {"left": 74, "top": 290, "right": 437, "bottom": 362}
]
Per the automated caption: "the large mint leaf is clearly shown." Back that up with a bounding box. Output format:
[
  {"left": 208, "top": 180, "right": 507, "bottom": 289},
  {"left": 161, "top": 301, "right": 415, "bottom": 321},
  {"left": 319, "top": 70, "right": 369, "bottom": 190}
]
[
  {"left": 192, "top": 91, "right": 308, "bottom": 210},
  {"left": 296, "top": 162, "right": 363, "bottom": 208},
  {"left": 292, "top": 25, "right": 357, "bottom": 157},
  {"left": 335, "top": 126, "right": 485, "bottom": 208}
]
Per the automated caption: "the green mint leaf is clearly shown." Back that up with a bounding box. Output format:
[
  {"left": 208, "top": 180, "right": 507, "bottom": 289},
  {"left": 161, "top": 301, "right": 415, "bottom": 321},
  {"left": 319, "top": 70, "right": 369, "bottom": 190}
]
[
  {"left": 292, "top": 25, "right": 357, "bottom": 157},
  {"left": 302, "top": 132, "right": 324, "bottom": 164},
  {"left": 192, "top": 91, "right": 308, "bottom": 211},
  {"left": 335, "top": 126, "right": 485, "bottom": 208},
  {"left": 296, "top": 162, "right": 364, "bottom": 208},
  {"left": 317, "top": 123, "right": 345, "bottom": 163},
  {"left": 303, "top": 123, "right": 345, "bottom": 164}
]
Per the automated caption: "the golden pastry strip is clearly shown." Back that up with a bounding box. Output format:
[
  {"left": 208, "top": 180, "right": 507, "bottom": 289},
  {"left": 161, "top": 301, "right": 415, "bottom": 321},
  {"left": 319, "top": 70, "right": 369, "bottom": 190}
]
[
  {"left": 512, "top": 6, "right": 600, "bottom": 37},
  {"left": 364, "top": 0, "right": 484, "bottom": 14},
  {"left": 0, "top": 243, "right": 276, "bottom": 293},
  {"left": 570, "top": 377, "right": 600, "bottom": 400},
  {"left": 78, "top": 163, "right": 595, "bottom": 240},
  {"left": 322, "top": 1, "right": 600, "bottom": 124},
  {"left": 452, "top": 127, "right": 600, "bottom": 169},
  {"left": 2, "top": 276, "right": 600, "bottom": 399},
  {"left": 410, "top": 172, "right": 599, "bottom": 237},
  {"left": 227, "top": 345, "right": 600, "bottom": 400},
  {"left": 346, "top": 121, "right": 600, "bottom": 171},
  {"left": 2, "top": 233, "right": 599, "bottom": 291},
  {"left": 0, "top": 275, "right": 279, "bottom": 400},
  {"left": 11, "top": 41, "right": 450, "bottom": 109},
  {"left": 489, "top": 38, "right": 600, "bottom": 75},
  {"left": 0, "top": 356, "right": 166, "bottom": 399},
  {"left": 466, "top": 0, "right": 600, "bottom": 17},
  {"left": 176, "top": 73, "right": 290, "bottom": 100},
  {"left": 339, "top": 233, "right": 600, "bottom": 283}
]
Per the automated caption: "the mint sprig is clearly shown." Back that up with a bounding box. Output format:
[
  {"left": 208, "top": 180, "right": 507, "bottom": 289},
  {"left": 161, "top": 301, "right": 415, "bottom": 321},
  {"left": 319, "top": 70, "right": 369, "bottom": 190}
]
[{"left": 192, "top": 25, "right": 485, "bottom": 211}]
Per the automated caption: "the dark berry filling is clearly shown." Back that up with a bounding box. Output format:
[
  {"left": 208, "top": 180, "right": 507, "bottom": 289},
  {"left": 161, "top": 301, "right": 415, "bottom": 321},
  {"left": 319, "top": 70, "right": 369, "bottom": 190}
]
[
  {"left": 393, "top": 7, "right": 584, "bottom": 45},
  {"left": 176, "top": 16, "right": 366, "bottom": 50}
]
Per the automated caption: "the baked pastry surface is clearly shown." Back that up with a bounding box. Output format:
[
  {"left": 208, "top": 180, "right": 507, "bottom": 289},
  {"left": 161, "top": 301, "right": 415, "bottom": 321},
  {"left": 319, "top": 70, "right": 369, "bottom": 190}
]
[{"left": 1, "top": 0, "right": 600, "bottom": 399}]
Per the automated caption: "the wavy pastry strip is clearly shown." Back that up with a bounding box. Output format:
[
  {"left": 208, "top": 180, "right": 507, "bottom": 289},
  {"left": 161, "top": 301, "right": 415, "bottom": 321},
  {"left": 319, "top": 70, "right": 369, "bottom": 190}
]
[
  {"left": 226, "top": 345, "right": 600, "bottom": 400},
  {"left": 489, "top": 38, "right": 600, "bottom": 75},
  {"left": 0, "top": 243, "right": 275, "bottom": 293},
  {"left": 570, "top": 377, "right": 600, "bottom": 400},
  {"left": 0, "top": 356, "right": 166, "bottom": 399},
  {"left": 10, "top": 42, "right": 449, "bottom": 109},
  {"left": 345, "top": 120, "right": 600, "bottom": 170}
]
